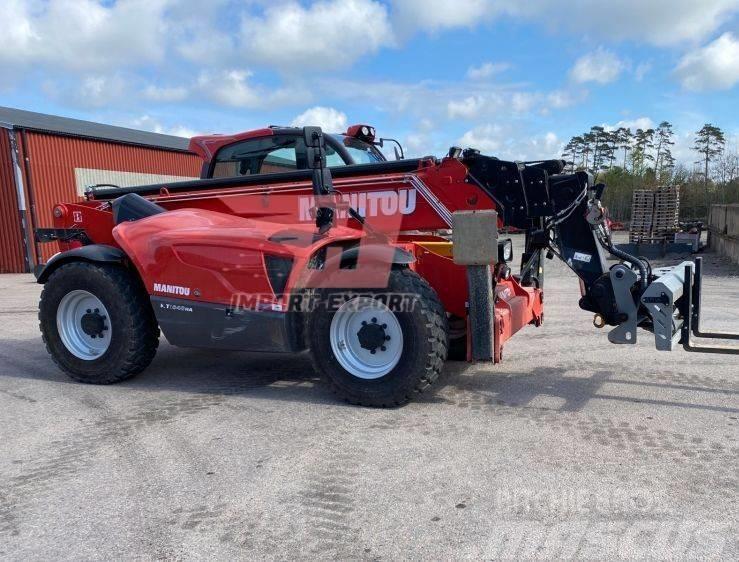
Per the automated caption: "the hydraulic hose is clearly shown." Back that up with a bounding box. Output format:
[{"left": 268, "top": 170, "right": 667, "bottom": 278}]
[{"left": 598, "top": 229, "right": 648, "bottom": 292}]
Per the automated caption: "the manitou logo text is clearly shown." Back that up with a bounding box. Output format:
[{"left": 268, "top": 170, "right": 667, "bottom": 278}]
[
  {"left": 153, "top": 283, "right": 191, "bottom": 296},
  {"left": 298, "top": 189, "right": 416, "bottom": 222}
]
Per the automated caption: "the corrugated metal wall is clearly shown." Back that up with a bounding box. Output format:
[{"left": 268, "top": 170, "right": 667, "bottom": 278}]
[
  {"left": 0, "top": 129, "right": 27, "bottom": 273},
  {"left": 21, "top": 131, "right": 201, "bottom": 263}
]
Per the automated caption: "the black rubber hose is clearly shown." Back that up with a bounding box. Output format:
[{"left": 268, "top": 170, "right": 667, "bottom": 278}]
[{"left": 603, "top": 239, "right": 648, "bottom": 291}]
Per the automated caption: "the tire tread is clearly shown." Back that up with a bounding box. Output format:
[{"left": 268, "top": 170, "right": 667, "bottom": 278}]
[
  {"left": 308, "top": 268, "right": 448, "bottom": 407},
  {"left": 39, "top": 262, "right": 159, "bottom": 384}
]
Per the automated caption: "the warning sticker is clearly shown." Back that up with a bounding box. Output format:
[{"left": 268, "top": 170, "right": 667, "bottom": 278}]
[{"left": 573, "top": 252, "right": 592, "bottom": 263}]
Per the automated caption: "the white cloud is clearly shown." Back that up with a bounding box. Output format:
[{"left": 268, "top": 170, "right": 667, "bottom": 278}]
[
  {"left": 447, "top": 96, "right": 494, "bottom": 119},
  {"left": 195, "top": 69, "right": 302, "bottom": 109},
  {"left": 76, "top": 75, "right": 127, "bottom": 107},
  {"left": 169, "top": 0, "right": 234, "bottom": 64},
  {"left": 392, "top": 0, "right": 495, "bottom": 34},
  {"left": 614, "top": 117, "right": 655, "bottom": 131},
  {"left": 42, "top": 73, "right": 128, "bottom": 109},
  {"left": 0, "top": 0, "right": 169, "bottom": 71},
  {"left": 675, "top": 33, "right": 739, "bottom": 92},
  {"left": 570, "top": 48, "right": 626, "bottom": 85},
  {"left": 197, "top": 70, "right": 260, "bottom": 107},
  {"left": 143, "top": 85, "right": 189, "bottom": 102},
  {"left": 0, "top": 0, "right": 392, "bottom": 76},
  {"left": 529, "top": 131, "right": 562, "bottom": 158},
  {"left": 404, "top": 132, "right": 431, "bottom": 155},
  {"left": 467, "top": 61, "right": 510, "bottom": 80},
  {"left": 458, "top": 124, "right": 504, "bottom": 153},
  {"left": 240, "top": 0, "right": 393, "bottom": 70},
  {"left": 509, "top": 0, "right": 739, "bottom": 46},
  {"left": 600, "top": 117, "right": 655, "bottom": 134},
  {"left": 131, "top": 115, "right": 199, "bottom": 138},
  {"left": 511, "top": 92, "right": 537, "bottom": 113},
  {"left": 634, "top": 62, "right": 652, "bottom": 82},
  {"left": 143, "top": 69, "right": 303, "bottom": 110},
  {"left": 393, "top": 0, "right": 739, "bottom": 46},
  {"left": 446, "top": 88, "right": 581, "bottom": 121},
  {"left": 399, "top": 118, "right": 442, "bottom": 158},
  {"left": 291, "top": 106, "right": 348, "bottom": 133},
  {"left": 457, "top": 124, "right": 563, "bottom": 159},
  {"left": 546, "top": 90, "right": 579, "bottom": 109}
]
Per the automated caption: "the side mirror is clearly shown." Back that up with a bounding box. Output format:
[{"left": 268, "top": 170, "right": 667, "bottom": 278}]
[
  {"left": 303, "top": 126, "right": 326, "bottom": 170},
  {"left": 377, "top": 137, "right": 405, "bottom": 160}
]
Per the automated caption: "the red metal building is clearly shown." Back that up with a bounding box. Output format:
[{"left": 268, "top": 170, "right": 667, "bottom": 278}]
[{"left": 0, "top": 107, "right": 201, "bottom": 272}]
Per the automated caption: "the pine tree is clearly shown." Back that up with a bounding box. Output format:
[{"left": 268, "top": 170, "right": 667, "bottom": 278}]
[
  {"left": 589, "top": 126, "right": 606, "bottom": 170},
  {"left": 616, "top": 127, "right": 633, "bottom": 170},
  {"left": 631, "top": 128, "right": 654, "bottom": 175},
  {"left": 582, "top": 131, "right": 596, "bottom": 169},
  {"left": 605, "top": 130, "right": 618, "bottom": 169},
  {"left": 562, "top": 138, "right": 577, "bottom": 172},
  {"left": 654, "top": 121, "right": 675, "bottom": 182},
  {"left": 693, "top": 124, "right": 726, "bottom": 213},
  {"left": 693, "top": 124, "right": 725, "bottom": 185}
]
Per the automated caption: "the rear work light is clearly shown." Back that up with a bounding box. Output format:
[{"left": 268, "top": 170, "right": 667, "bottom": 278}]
[{"left": 346, "top": 124, "right": 376, "bottom": 144}]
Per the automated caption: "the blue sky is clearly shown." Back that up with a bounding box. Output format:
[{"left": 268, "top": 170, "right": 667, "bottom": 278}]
[{"left": 2, "top": 0, "right": 739, "bottom": 163}]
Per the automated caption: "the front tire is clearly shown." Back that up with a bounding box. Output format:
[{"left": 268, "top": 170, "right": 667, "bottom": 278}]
[
  {"left": 39, "top": 262, "right": 159, "bottom": 384},
  {"left": 307, "top": 269, "right": 448, "bottom": 407}
]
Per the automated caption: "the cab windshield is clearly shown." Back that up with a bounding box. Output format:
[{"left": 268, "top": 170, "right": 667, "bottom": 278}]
[{"left": 331, "top": 135, "right": 385, "bottom": 164}]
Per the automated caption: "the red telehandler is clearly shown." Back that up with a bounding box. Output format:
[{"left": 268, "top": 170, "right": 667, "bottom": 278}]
[{"left": 35, "top": 125, "right": 739, "bottom": 406}]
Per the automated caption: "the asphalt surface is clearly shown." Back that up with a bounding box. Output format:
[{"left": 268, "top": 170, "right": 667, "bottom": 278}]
[{"left": 0, "top": 234, "right": 737, "bottom": 560}]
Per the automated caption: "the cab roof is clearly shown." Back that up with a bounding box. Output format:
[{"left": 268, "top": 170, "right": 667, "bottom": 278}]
[
  {"left": 188, "top": 124, "right": 372, "bottom": 161},
  {"left": 188, "top": 127, "right": 282, "bottom": 161}
]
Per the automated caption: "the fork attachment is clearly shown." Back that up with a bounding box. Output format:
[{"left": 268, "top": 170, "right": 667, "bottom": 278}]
[{"left": 679, "top": 257, "right": 739, "bottom": 354}]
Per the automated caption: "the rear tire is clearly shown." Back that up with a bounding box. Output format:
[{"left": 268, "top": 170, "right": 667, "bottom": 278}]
[
  {"left": 307, "top": 268, "right": 448, "bottom": 407},
  {"left": 39, "top": 262, "right": 159, "bottom": 384}
]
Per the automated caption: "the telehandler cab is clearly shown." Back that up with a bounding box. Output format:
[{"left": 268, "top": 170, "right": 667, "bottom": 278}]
[{"left": 35, "top": 125, "right": 739, "bottom": 406}]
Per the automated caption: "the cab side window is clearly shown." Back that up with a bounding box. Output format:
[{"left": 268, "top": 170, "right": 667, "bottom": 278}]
[
  {"left": 324, "top": 143, "right": 345, "bottom": 167},
  {"left": 211, "top": 135, "right": 305, "bottom": 178}
]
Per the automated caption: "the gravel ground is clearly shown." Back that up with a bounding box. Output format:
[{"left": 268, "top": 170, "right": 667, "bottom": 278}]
[{"left": 0, "top": 234, "right": 737, "bottom": 560}]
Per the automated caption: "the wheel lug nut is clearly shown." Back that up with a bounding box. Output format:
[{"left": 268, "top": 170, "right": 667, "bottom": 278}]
[
  {"left": 382, "top": 323, "right": 387, "bottom": 329},
  {"left": 370, "top": 350, "right": 376, "bottom": 354},
  {"left": 94, "top": 308, "right": 99, "bottom": 313},
  {"left": 385, "top": 335, "right": 391, "bottom": 341},
  {"left": 380, "top": 346, "right": 386, "bottom": 352},
  {"left": 91, "top": 335, "right": 96, "bottom": 339},
  {"left": 361, "top": 321, "right": 367, "bottom": 326},
  {"left": 86, "top": 309, "right": 92, "bottom": 314},
  {"left": 371, "top": 317, "right": 377, "bottom": 323}
]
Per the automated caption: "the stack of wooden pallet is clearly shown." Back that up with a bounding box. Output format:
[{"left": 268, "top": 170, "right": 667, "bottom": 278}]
[
  {"left": 629, "top": 186, "right": 680, "bottom": 244},
  {"left": 652, "top": 185, "right": 680, "bottom": 241},
  {"left": 629, "top": 190, "right": 655, "bottom": 244}
]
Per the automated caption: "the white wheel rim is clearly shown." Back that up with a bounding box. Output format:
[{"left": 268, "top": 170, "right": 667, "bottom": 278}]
[
  {"left": 329, "top": 296, "right": 403, "bottom": 379},
  {"left": 56, "top": 290, "right": 112, "bottom": 360}
]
